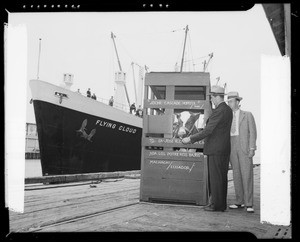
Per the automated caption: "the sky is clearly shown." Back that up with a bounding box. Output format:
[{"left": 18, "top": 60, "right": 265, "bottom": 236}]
[{"left": 8, "top": 4, "right": 282, "bottom": 162}]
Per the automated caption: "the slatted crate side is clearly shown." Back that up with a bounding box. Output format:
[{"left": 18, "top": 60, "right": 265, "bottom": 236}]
[
  {"left": 141, "top": 177, "right": 206, "bottom": 205},
  {"left": 140, "top": 79, "right": 209, "bottom": 206},
  {"left": 139, "top": 84, "right": 150, "bottom": 200},
  {"left": 141, "top": 153, "right": 208, "bottom": 205},
  {"left": 142, "top": 137, "right": 204, "bottom": 149},
  {"left": 142, "top": 158, "right": 205, "bottom": 181},
  {"left": 144, "top": 150, "right": 204, "bottom": 162}
]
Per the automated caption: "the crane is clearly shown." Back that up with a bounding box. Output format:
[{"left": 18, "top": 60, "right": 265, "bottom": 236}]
[
  {"left": 131, "top": 62, "right": 138, "bottom": 105},
  {"left": 111, "top": 32, "right": 131, "bottom": 107},
  {"left": 180, "top": 25, "right": 189, "bottom": 72}
]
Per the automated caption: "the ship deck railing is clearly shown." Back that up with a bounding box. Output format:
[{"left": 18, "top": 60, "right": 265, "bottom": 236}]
[{"left": 77, "top": 91, "right": 130, "bottom": 113}]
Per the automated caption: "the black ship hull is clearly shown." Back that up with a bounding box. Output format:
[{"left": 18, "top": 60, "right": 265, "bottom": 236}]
[
  {"left": 29, "top": 79, "right": 143, "bottom": 176},
  {"left": 33, "top": 99, "right": 142, "bottom": 176}
]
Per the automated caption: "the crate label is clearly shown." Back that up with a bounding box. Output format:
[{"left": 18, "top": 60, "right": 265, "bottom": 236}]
[
  {"left": 149, "top": 138, "right": 181, "bottom": 144},
  {"left": 148, "top": 100, "right": 205, "bottom": 109},
  {"left": 148, "top": 159, "right": 196, "bottom": 173},
  {"left": 148, "top": 150, "right": 202, "bottom": 158},
  {"left": 148, "top": 138, "right": 203, "bottom": 145}
]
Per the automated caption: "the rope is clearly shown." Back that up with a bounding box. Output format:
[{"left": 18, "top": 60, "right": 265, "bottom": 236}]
[
  {"left": 117, "top": 28, "right": 185, "bottom": 37},
  {"left": 183, "top": 55, "right": 209, "bottom": 63},
  {"left": 188, "top": 31, "right": 195, "bottom": 71},
  {"left": 114, "top": 27, "right": 189, "bottom": 72},
  {"left": 207, "top": 56, "right": 213, "bottom": 73},
  {"left": 171, "top": 28, "right": 185, "bottom": 32},
  {"left": 117, "top": 37, "right": 136, "bottom": 63}
]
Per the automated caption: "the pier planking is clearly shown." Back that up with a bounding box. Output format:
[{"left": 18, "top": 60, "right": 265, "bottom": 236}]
[{"left": 9, "top": 166, "right": 291, "bottom": 238}]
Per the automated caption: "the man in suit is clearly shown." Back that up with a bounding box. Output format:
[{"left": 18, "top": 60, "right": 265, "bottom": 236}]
[
  {"left": 182, "top": 85, "right": 233, "bottom": 212},
  {"left": 226, "top": 92, "right": 257, "bottom": 213}
]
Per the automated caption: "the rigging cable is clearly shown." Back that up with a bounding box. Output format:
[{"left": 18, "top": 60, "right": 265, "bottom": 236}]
[
  {"left": 188, "top": 31, "right": 195, "bottom": 72},
  {"left": 117, "top": 28, "right": 184, "bottom": 38},
  {"left": 171, "top": 27, "right": 185, "bottom": 32},
  {"left": 175, "top": 30, "right": 185, "bottom": 71},
  {"left": 117, "top": 27, "right": 186, "bottom": 72},
  {"left": 183, "top": 55, "right": 209, "bottom": 62},
  {"left": 207, "top": 53, "right": 214, "bottom": 73},
  {"left": 116, "top": 36, "right": 137, "bottom": 64}
]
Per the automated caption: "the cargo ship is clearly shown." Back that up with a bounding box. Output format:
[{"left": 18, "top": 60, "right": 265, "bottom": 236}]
[
  {"left": 29, "top": 78, "right": 143, "bottom": 175},
  {"left": 29, "top": 32, "right": 145, "bottom": 176}
]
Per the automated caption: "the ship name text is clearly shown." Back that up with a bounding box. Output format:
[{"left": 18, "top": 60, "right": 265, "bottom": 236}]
[{"left": 95, "top": 119, "right": 137, "bottom": 134}]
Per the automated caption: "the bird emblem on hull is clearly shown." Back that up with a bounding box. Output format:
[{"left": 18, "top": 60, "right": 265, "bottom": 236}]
[{"left": 76, "top": 119, "right": 96, "bottom": 142}]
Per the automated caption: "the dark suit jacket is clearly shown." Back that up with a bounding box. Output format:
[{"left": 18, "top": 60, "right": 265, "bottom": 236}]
[{"left": 190, "top": 102, "right": 233, "bottom": 156}]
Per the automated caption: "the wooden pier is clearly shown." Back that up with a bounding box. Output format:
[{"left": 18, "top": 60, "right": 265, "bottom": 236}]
[{"left": 9, "top": 166, "right": 291, "bottom": 238}]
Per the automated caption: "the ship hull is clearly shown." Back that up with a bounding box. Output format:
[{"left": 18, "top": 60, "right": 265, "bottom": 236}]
[
  {"left": 30, "top": 79, "right": 143, "bottom": 176},
  {"left": 33, "top": 100, "right": 142, "bottom": 175}
]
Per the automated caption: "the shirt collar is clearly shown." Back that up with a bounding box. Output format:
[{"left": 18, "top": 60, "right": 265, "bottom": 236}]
[{"left": 233, "top": 108, "right": 240, "bottom": 114}]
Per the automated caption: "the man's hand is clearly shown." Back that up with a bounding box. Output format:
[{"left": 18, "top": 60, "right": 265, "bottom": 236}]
[
  {"left": 181, "top": 137, "right": 191, "bottom": 144},
  {"left": 249, "top": 149, "right": 255, "bottom": 158}
]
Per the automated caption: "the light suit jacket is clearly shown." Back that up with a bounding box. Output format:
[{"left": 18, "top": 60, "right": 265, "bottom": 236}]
[{"left": 237, "top": 110, "right": 257, "bottom": 154}]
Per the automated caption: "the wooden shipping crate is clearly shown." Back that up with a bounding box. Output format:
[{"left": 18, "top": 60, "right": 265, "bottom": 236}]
[
  {"left": 140, "top": 72, "right": 211, "bottom": 206},
  {"left": 141, "top": 149, "right": 208, "bottom": 205}
]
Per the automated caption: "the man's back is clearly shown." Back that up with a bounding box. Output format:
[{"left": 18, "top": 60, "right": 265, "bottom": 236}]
[{"left": 204, "top": 102, "right": 233, "bottom": 155}]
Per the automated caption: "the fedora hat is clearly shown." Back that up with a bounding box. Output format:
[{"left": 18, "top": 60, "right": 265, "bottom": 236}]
[
  {"left": 209, "top": 85, "right": 225, "bottom": 95},
  {"left": 226, "top": 91, "right": 243, "bottom": 101}
]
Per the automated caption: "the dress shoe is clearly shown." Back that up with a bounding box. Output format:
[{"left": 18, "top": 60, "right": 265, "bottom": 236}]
[
  {"left": 229, "top": 204, "right": 245, "bottom": 209},
  {"left": 204, "top": 206, "right": 225, "bottom": 212},
  {"left": 246, "top": 206, "right": 254, "bottom": 213}
]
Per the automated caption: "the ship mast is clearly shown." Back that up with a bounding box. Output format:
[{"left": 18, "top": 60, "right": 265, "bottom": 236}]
[
  {"left": 37, "top": 38, "right": 42, "bottom": 79},
  {"left": 131, "top": 62, "right": 138, "bottom": 104},
  {"left": 111, "top": 32, "right": 131, "bottom": 107},
  {"left": 180, "top": 25, "right": 189, "bottom": 72},
  {"left": 203, "top": 52, "right": 213, "bottom": 72}
]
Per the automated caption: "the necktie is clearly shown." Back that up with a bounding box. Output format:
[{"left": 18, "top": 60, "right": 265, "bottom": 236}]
[{"left": 231, "top": 111, "right": 236, "bottom": 134}]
